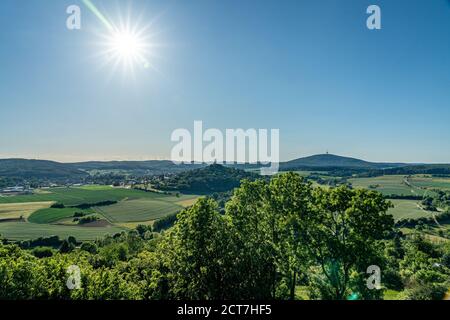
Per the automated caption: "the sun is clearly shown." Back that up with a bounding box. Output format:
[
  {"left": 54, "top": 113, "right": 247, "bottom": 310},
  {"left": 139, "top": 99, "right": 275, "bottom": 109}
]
[
  {"left": 102, "top": 27, "right": 151, "bottom": 72},
  {"left": 110, "top": 31, "right": 142, "bottom": 59},
  {"left": 86, "top": 0, "right": 162, "bottom": 77}
]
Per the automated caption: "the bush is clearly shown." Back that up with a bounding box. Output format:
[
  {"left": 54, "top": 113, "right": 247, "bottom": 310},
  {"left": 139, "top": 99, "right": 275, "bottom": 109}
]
[
  {"left": 73, "top": 212, "right": 86, "bottom": 218},
  {"left": 59, "top": 240, "right": 75, "bottom": 253},
  {"left": 50, "top": 202, "right": 65, "bottom": 208},
  {"left": 19, "top": 235, "right": 62, "bottom": 249},
  {"left": 80, "top": 242, "right": 98, "bottom": 254},
  {"left": 67, "top": 236, "right": 77, "bottom": 245},
  {"left": 32, "top": 247, "right": 54, "bottom": 258},
  {"left": 153, "top": 213, "right": 177, "bottom": 232},
  {"left": 78, "top": 215, "right": 99, "bottom": 225},
  {"left": 136, "top": 224, "right": 151, "bottom": 236}
]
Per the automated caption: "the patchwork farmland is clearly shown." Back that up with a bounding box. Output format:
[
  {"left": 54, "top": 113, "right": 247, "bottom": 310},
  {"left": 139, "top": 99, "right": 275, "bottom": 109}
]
[{"left": 0, "top": 186, "right": 199, "bottom": 241}]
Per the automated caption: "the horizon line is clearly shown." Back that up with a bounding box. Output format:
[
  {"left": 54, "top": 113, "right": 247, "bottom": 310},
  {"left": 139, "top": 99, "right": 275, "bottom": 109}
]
[{"left": 0, "top": 153, "right": 448, "bottom": 165}]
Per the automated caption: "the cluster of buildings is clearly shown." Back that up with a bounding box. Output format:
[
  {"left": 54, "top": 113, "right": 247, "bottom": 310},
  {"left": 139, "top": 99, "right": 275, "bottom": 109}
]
[{"left": 0, "top": 186, "right": 33, "bottom": 196}]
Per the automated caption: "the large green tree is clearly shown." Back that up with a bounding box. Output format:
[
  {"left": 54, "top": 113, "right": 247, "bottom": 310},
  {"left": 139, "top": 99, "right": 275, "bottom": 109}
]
[{"left": 305, "top": 186, "right": 394, "bottom": 299}]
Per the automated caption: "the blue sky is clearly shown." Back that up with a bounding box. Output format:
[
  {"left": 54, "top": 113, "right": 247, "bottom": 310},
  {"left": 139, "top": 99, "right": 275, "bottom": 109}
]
[{"left": 0, "top": 0, "right": 449, "bottom": 163}]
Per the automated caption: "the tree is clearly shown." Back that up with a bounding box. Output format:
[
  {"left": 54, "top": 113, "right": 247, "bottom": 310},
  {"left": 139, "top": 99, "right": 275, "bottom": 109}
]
[
  {"left": 59, "top": 240, "right": 75, "bottom": 253},
  {"left": 266, "top": 172, "right": 313, "bottom": 299},
  {"left": 225, "top": 179, "right": 275, "bottom": 299},
  {"left": 305, "top": 186, "right": 394, "bottom": 299},
  {"left": 80, "top": 242, "right": 97, "bottom": 254},
  {"left": 156, "top": 198, "right": 234, "bottom": 299}
]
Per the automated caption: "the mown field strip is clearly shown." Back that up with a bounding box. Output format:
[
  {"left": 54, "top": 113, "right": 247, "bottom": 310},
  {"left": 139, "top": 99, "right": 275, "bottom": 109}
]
[
  {"left": 0, "top": 201, "right": 54, "bottom": 220},
  {"left": 0, "top": 221, "right": 124, "bottom": 241},
  {"left": 94, "top": 199, "right": 183, "bottom": 223},
  {"left": 388, "top": 199, "right": 433, "bottom": 221}
]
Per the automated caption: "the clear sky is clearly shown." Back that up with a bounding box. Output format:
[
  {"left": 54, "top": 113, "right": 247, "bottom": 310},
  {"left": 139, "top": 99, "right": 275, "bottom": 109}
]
[{"left": 0, "top": 0, "right": 449, "bottom": 163}]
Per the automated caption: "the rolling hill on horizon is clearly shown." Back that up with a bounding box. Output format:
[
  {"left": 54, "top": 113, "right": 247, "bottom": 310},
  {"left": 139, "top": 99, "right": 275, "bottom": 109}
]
[
  {"left": 1, "top": 154, "right": 449, "bottom": 182},
  {"left": 280, "top": 153, "right": 411, "bottom": 170}
]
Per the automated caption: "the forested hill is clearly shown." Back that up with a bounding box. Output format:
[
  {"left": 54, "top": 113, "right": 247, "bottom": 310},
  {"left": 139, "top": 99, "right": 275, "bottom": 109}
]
[
  {"left": 69, "top": 160, "right": 204, "bottom": 173},
  {"left": 155, "top": 164, "right": 259, "bottom": 194},
  {"left": 0, "top": 159, "right": 87, "bottom": 179}
]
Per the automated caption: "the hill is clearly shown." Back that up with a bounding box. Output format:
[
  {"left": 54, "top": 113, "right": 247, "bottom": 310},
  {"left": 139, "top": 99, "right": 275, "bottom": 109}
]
[
  {"left": 69, "top": 160, "right": 203, "bottom": 174},
  {"left": 280, "top": 154, "right": 408, "bottom": 171},
  {"left": 154, "top": 164, "right": 259, "bottom": 194},
  {"left": 0, "top": 159, "right": 87, "bottom": 179}
]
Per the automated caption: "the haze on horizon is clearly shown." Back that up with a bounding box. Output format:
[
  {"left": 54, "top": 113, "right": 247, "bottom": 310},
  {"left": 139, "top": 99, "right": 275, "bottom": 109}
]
[{"left": 1, "top": 0, "right": 449, "bottom": 164}]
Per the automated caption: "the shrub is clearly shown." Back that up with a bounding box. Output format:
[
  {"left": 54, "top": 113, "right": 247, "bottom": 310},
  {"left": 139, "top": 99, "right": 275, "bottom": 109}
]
[
  {"left": 59, "top": 240, "right": 75, "bottom": 253},
  {"left": 32, "top": 246, "right": 54, "bottom": 258},
  {"left": 80, "top": 242, "right": 98, "bottom": 254},
  {"left": 78, "top": 215, "right": 99, "bottom": 225}
]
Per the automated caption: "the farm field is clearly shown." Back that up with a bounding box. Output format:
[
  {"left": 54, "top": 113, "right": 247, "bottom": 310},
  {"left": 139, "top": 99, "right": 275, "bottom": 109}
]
[
  {"left": 388, "top": 199, "right": 434, "bottom": 221},
  {"left": 408, "top": 176, "right": 450, "bottom": 190},
  {"left": 0, "top": 202, "right": 53, "bottom": 221},
  {"left": 0, "top": 186, "right": 169, "bottom": 206},
  {"left": 0, "top": 186, "right": 200, "bottom": 241},
  {"left": 28, "top": 207, "right": 94, "bottom": 224},
  {"left": 95, "top": 199, "right": 183, "bottom": 222},
  {"left": 348, "top": 174, "right": 450, "bottom": 197},
  {"left": 0, "top": 221, "right": 124, "bottom": 241},
  {"left": 349, "top": 175, "right": 426, "bottom": 196}
]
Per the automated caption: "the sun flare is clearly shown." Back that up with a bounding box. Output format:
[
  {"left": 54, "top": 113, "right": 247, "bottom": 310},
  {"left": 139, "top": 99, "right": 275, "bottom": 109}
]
[
  {"left": 102, "top": 27, "right": 151, "bottom": 71},
  {"left": 85, "top": 0, "right": 162, "bottom": 77},
  {"left": 110, "top": 31, "right": 142, "bottom": 58}
]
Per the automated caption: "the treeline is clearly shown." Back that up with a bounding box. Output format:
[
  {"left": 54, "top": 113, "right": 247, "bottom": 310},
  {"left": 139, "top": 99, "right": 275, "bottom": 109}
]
[
  {"left": 153, "top": 164, "right": 259, "bottom": 194},
  {"left": 0, "top": 173, "right": 449, "bottom": 300}
]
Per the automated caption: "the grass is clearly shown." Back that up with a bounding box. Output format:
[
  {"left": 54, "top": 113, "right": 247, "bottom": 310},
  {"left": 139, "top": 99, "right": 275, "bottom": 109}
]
[
  {"left": 0, "top": 186, "right": 167, "bottom": 206},
  {"left": 28, "top": 207, "right": 93, "bottom": 224},
  {"left": 295, "top": 286, "right": 310, "bottom": 300},
  {"left": 0, "top": 202, "right": 54, "bottom": 220},
  {"left": 383, "top": 289, "right": 405, "bottom": 300},
  {"left": 95, "top": 199, "right": 183, "bottom": 223},
  {"left": 0, "top": 221, "right": 125, "bottom": 241},
  {"left": 408, "top": 176, "right": 450, "bottom": 191},
  {"left": 388, "top": 199, "right": 434, "bottom": 221},
  {"left": 115, "top": 220, "right": 154, "bottom": 229},
  {"left": 174, "top": 197, "right": 200, "bottom": 207}
]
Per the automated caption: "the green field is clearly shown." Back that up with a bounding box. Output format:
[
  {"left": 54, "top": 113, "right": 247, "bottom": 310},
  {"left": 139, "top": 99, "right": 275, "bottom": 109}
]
[
  {"left": 388, "top": 199, "right": 434, "bottom": 221},
  {"left": 28, "top": 207, "right": 93, "bottom": 224},
  {"left": 95, "top": 199, "right": 183, "bottom": 222},
  {"left": 349, "top": 175, "right": 426, "bottom": 196},
  {"left": 0, "top": 221, "right": 124, "bottom": 241},
  {"left": 408, "top": 176, "right": 450, "bottom": 190},
  {"left": 0, "top": 186, "right": 168, "bottom": 206}
]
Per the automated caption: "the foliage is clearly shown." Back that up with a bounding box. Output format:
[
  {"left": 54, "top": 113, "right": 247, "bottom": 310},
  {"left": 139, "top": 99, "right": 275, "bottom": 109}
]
[
  {"left": 0, "top": 173, "right": 448, "bottom": 300},
  {"left": 154, "top": 164, "right": 258, "bottom": 194}
]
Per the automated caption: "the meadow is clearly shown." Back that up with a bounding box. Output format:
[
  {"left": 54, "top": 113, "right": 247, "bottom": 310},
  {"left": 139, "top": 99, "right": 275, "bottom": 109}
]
[
  {"left": 408, "top": 175, "right": 450, "bottom": 190},
  {"left": 95, "top": 199, "right": 183, "bottom": 222},
  {"left": 348, "top": 175, "right": 426, "bottom": 196},
  {"left": 0, "top": 185, "right": 170, "bottom": 206},
  {"left": 28, "top": 207, "right": 94, "bottom": 224},
  {"left": 0, "top": 221, "right": 124, "bottom": 241},
  {"left": 388, "top": 199, "right": 433, "bottom": 221}
]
